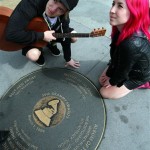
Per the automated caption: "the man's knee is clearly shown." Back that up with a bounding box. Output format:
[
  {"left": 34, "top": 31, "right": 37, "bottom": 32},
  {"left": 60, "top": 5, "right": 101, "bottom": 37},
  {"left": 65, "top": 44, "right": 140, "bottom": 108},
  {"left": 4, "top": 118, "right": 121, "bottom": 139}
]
[{"left": 26, "top": 48, "right": 41, "bottom": 61}]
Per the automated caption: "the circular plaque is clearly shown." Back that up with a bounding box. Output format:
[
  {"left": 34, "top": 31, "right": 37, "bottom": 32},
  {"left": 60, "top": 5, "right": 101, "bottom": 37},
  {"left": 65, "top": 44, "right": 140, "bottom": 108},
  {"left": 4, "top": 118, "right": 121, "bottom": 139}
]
[{"left": 0, "top": 68, "right": 106, "bottom": 150}]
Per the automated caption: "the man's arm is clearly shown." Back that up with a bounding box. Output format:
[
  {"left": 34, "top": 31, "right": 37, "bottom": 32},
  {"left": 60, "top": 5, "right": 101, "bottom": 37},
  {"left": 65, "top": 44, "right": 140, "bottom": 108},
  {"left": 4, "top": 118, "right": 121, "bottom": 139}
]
[{"left": 5, "top": 1, "right": 44, "bottom": 45}]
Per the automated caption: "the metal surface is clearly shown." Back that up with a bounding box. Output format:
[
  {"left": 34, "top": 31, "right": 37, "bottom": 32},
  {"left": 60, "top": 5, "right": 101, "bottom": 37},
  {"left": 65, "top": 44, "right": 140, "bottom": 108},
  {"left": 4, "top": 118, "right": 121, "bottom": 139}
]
[{"left": 0, "top": 68, "right": 106, "bottom": 150}]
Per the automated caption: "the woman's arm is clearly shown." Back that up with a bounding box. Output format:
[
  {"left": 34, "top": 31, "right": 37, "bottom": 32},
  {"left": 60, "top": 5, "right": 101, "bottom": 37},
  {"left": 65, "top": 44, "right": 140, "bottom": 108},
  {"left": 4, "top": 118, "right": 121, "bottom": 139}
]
[{"left": 108, "top": 40, "right": 140, "bottom": 86}]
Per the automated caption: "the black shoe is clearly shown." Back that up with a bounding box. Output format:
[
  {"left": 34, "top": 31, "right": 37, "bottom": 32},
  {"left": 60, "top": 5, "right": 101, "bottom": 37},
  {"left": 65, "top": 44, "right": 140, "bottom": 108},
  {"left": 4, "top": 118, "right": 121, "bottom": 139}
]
[
  {"left": 0, "top": 131, "right": 10, "bottom": 143},
  {"left": 47, "top": 44, "right": 61, "bottom": 56},
  {"left": 36, "top": 54, "right": 45, "bottom": 67}
]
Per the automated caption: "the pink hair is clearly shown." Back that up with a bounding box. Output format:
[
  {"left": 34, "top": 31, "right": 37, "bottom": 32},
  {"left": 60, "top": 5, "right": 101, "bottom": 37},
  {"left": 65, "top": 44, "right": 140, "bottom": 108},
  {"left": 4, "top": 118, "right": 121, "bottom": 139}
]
[{"left": 111, "top": 0, "right": 150, "bottom": 45}]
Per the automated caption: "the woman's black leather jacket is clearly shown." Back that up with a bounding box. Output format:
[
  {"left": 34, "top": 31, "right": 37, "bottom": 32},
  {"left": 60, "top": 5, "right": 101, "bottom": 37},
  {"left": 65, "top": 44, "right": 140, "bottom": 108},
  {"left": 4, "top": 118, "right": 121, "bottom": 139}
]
[{"left": 106, "top": 31, "right": 150, "bottom": 87}]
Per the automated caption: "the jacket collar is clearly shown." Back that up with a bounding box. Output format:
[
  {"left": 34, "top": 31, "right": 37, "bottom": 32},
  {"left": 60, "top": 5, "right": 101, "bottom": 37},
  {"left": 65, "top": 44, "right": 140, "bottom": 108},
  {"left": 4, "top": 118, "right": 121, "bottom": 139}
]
[{"left": 133, "top": 30, "right": 148, "bottom": 40}]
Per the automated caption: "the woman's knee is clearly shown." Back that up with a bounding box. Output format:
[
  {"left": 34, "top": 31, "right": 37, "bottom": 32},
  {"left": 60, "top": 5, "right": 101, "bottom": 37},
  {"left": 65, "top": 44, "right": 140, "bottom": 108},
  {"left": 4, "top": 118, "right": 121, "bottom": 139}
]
[
  {"left": 26, "top": 48, "right": 41, "bottom": 61},
  {"left": 100, "top": 87, "right": 112, "bottom": 99},
  {"left": 100, "top": 86, "right": 132, "bottom": 99},
  {"left": 100, "top": 88, "right": 120, "bottom": 99}
]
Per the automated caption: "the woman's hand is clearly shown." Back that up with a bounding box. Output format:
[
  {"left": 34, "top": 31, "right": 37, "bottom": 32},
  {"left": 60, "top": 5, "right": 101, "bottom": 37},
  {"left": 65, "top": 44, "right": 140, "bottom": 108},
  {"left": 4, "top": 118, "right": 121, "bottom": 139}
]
[
  {"left": 65, "top": 59, "right": 80, "bottom": 68},
  {"left": 99, "top": 67, "right": 109, "bottom": 85},
  {"left": 43, "top": 30, "right": 56, "bottom": 42},
  {"left": 103, "top": 79, "right": 112, "bottom": 88},
  {"left": 99, "top": 67, "right": 112, "bottom": 88}
]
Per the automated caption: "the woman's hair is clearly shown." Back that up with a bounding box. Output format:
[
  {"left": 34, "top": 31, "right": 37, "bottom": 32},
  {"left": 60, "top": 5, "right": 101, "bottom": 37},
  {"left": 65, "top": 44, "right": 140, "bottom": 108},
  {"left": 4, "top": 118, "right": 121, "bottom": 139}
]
[{"left": 111, "top": 0, "right": 150, "bottom": 45}]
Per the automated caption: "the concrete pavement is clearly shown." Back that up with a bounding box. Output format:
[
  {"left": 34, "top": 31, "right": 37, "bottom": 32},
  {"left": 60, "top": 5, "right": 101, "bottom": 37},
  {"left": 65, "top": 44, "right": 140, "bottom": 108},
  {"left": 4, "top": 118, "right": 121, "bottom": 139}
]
[{"left": 0, "top": 0, "right": 150, "bottom": 150}]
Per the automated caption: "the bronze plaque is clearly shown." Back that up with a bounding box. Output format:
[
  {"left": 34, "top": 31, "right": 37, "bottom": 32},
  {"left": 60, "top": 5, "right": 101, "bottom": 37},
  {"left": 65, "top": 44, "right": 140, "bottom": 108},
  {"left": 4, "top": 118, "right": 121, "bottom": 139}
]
[{"left": 0, "top": 68, "right": 106, "bottom": 150}]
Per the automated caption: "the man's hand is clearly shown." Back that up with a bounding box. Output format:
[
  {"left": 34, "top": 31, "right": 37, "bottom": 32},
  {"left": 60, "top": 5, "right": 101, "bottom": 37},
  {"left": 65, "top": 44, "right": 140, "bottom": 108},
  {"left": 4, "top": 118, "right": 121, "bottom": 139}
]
[
  {"left": 65, "top": 59, "right": 80, "bottom": 68},
  {"left": 43, "top": 30, "right": 56, "bottom": 42},
  {"left": 71, "top": 30, "right": 78, "bottom": 43}
]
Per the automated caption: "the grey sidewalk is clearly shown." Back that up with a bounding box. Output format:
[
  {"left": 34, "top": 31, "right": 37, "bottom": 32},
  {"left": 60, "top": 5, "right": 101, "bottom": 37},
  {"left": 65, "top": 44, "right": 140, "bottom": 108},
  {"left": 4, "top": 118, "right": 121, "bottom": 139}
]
[{"left": 0, "top": 0, "right": 150, "bottom": 150}]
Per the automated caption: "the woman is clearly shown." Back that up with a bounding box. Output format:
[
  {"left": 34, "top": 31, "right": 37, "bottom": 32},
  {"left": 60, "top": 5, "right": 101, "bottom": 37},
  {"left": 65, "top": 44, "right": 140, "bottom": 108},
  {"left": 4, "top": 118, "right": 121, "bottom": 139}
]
[{"left": 99, "top": 0, "right": 150, "bottom": 99}]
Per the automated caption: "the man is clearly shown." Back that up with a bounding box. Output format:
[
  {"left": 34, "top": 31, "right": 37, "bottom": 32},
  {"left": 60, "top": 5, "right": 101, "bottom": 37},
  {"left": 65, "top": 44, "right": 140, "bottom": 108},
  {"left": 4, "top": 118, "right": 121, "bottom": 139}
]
[{"left": 6, "top": 0, "right": 80, "bottom": 68}]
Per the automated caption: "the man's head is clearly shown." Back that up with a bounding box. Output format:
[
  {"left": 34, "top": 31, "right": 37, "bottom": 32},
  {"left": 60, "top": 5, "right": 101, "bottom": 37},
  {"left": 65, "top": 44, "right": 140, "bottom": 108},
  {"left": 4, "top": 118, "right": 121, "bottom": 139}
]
[
  {"left": 59, "top": 0, "right": 79, "bottom": 11},
  {"left": 45, "top": 0, "right": 79, "bottom": 17}
]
